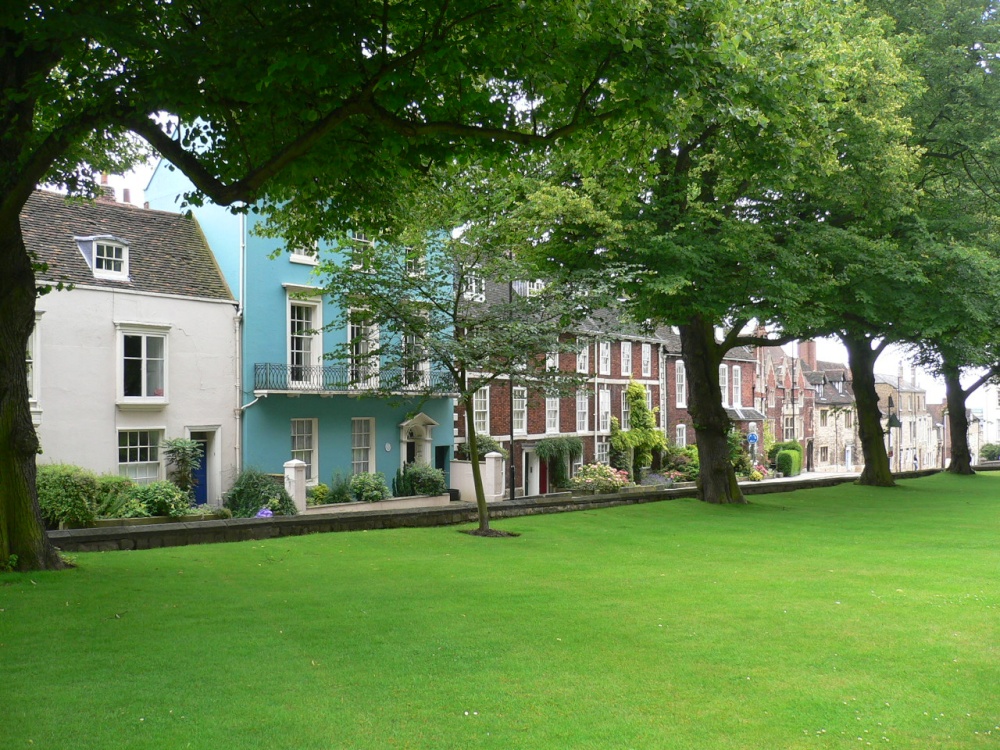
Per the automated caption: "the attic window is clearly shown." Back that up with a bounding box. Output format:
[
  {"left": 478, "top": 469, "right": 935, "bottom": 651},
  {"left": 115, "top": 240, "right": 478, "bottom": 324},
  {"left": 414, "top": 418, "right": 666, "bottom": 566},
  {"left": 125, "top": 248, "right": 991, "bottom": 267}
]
[{"left": 76, "top": 235, "right": 129, "bottom": 280}]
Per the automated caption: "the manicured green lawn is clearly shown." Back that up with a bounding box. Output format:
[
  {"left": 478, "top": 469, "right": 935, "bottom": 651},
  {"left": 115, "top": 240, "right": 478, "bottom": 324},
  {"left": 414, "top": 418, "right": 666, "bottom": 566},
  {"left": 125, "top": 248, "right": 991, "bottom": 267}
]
[{"left": 3, "top": 472, "right": 999, "bottom": 749}]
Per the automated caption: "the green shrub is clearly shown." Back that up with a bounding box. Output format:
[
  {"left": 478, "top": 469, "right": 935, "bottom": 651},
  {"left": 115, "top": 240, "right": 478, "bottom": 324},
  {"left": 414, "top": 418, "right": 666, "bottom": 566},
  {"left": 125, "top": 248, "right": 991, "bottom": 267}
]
[
  {"left": 162, "top": 437, "right": 204, "bottom": 495},
  {"left": 980, "top": 443, "right": 1000, "bottom": 461},
  {"left": 768, "top": 440, "right": 803, "bottom": 465},
  {"left": 728, "top": 429, "right": 753, "bottom": 475},
  {"left": 328, "top": 471, "right": 353, "bottom": 503},
  {"left": 224, "top": 468, "right": 298, "bottom": 517},
  {"left": 36, "top": 464, "right": 99, "bottom": 527},
  {"left": 395, "top": 463, "right": 446, "bottom": 496},
  {"left": 663, "top": 443, "right": 700, "bottom": 481},
  {"left": 117, "top": 497, "right": 153, "bottom": 518},
  {"left": 350, "top": 472, "right": 392, "bottom": 503},
  {"left": 776, "top": 449, "right": 802, "bottom": 477},
  {"left": 94, "top": 474, "right": 136, "bottom": 518},
  {"left": 306, "top": 483, "right": 330, "bottom": 506},
  {"left": 125, "top": 481, "right": 192, "bottom": 517}
]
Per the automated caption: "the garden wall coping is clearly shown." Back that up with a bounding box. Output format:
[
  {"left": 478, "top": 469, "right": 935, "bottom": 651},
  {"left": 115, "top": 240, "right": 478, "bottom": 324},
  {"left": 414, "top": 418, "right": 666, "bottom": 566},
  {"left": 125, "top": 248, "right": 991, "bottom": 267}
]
[{"left": 48, "top": 470, "right": 940, "bottom": 553}]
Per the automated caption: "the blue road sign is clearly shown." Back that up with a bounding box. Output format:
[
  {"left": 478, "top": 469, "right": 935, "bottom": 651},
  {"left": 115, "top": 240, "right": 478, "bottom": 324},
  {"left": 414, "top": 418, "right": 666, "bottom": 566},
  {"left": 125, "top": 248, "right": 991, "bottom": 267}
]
[{"left": 747, "top": 433, "right": 759, "bottom": 444}]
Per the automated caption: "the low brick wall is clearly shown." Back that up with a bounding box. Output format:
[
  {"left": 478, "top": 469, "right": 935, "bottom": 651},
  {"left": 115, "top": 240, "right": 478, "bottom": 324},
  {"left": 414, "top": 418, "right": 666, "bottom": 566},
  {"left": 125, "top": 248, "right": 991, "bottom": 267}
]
[{"left": 48, "top": 470, "right": 937, "bottom": 553}]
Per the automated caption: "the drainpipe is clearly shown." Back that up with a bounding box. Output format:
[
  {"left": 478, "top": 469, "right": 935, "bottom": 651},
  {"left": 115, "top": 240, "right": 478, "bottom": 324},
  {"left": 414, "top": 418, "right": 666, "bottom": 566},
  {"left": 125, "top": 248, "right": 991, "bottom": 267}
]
[{"left": 234, "top": 210, "right": 247, "bottom": 474}]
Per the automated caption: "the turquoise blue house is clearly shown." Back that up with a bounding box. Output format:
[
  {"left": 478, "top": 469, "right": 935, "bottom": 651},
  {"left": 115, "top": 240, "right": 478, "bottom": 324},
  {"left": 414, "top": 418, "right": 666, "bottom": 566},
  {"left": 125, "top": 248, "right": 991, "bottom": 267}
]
[{"left": 145, "top": 164, "right": 454, "bottom": 491}]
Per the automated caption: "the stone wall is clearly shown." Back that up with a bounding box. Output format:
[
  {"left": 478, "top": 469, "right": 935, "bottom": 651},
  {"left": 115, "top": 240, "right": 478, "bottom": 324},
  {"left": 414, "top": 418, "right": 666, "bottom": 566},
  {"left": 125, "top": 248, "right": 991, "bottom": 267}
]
[{"left": 48, "top": 471, "right": 938, "bottom": 553}]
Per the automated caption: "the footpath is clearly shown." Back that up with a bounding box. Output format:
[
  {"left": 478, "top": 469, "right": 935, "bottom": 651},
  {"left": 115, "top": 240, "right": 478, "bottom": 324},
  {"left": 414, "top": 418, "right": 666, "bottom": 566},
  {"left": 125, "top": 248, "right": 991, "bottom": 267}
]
[{"left": 48, "top": 468, "right": 939, "bottom": 553}]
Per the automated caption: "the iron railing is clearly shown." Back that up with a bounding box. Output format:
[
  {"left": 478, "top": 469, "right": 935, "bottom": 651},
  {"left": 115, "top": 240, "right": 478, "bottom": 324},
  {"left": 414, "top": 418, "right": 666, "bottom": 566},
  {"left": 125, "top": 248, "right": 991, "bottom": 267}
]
[{"left": 254, "top": 363, "right": 455, "bottom": 394}]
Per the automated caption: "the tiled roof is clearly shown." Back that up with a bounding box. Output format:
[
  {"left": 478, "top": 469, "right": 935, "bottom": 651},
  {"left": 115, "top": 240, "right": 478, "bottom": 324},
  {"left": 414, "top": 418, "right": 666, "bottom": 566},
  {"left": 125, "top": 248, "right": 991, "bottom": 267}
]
[{"left": 22, "top": 190, "right": 232, "bottom": 301}]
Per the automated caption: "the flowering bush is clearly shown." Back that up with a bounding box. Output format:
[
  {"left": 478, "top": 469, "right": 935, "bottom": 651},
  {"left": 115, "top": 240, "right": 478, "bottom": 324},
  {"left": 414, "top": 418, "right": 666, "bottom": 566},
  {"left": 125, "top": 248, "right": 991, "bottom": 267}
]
[
  {"left": 256, "top": 507, "right": 274, "bottom": 518},
  {"left": 749, "top": 470, "right": 764, "bottom": 482},
  {"left": 754, "top": 464, "right": 769, "bottom": 478},
  {"left": 350, "top": 472, "right": 392, "bottom": 503},
  {"left": 568, "top": 464, "right": 631, "bottom": 494}
]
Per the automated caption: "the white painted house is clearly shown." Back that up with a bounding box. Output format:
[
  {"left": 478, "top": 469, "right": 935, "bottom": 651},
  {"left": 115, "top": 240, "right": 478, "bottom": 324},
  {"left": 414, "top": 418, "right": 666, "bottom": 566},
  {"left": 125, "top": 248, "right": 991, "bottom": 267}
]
[{"left": 24, "top": 188, "right": 239, "bottom": 504}]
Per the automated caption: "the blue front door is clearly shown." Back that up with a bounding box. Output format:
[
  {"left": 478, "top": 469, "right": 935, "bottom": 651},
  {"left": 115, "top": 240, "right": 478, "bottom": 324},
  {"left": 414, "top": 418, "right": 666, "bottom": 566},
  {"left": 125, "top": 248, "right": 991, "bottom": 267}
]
[{"left": 192, "top": 438, "right": 209, "bottom": 505}]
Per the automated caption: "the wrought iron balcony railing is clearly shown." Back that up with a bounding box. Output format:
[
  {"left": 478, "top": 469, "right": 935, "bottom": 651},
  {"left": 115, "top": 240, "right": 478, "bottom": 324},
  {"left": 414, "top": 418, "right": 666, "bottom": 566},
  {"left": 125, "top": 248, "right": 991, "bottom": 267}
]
[{"left": 254, "top": 363, "right": 455, "bottom": 394}]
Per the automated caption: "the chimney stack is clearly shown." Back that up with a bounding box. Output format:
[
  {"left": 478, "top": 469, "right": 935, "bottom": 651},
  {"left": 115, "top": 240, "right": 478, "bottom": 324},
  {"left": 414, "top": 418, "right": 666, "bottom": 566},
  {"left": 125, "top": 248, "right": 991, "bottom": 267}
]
[
  {"left": 123, "top": 188, "right": 131, "bottom": 204},
  {"left": 799, "top": 339, "right": 817, "bottom": 371}
]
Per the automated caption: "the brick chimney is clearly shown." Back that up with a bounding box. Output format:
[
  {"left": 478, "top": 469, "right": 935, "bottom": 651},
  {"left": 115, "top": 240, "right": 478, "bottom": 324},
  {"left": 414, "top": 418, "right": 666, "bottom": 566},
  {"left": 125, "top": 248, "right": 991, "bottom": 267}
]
[
  {"left": 799, "top": 339, "right": 817, "bottom": 371},
  {"left": 96, "top": 173, "right": 116, "bottom": 203}
]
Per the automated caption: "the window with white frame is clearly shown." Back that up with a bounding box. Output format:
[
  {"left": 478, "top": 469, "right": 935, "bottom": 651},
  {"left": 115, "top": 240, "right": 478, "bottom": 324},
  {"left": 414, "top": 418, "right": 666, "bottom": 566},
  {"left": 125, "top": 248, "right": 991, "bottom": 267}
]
[
  {"left": 402, "top": 332, "right": 428, "bottom": 386},
  {"left": 820, "top": 446, "right": 829, "bottom": 463},
  {"left": 288, "top": 298, "right": 321, "bottom": 384},
  {"left": 576, "top": 390, "right": 589, "bottom": 432},
  {"left": 474, "top": 387, "right": 490, "bottom": 435},
  {"left": 348, "top": 310, "right": 379, "bottom": 387},
  {"left": 26, "top": 320, "right": 40, "bottom": 405},
  {"left": 290, "top": 240, "right": 319, "bottom": 265},
  {"left": 571, "top": 454, "right": 583, "bottom": 478},
  {"left": 845, "top": 411, "right": 853, "bottom": 428},
  {"left": 291, "top": 418, "right": 318, "bottom": 483},
  {"left": 719, "top": 364, "right": 729, "bottom": 407},
  {"left": 546, "top": 396, "right": 560, "bottom": 433},
  {"left": 546, "top": 351, "right": 559, "bottom": 372},
  {"left": 596, "top": 438, "right": 609, "bottom": 465},
  {"left": 351, "top": 418, "right": 374, "bottom": 474},
  {"left": 768, "top": 389, "right": 776, "bottom": 408},
  {"left": 820, "top": 410, "right": 829, "bottom": 427},
  {"left": 461, "top": 268, "right": 485, "bottom": 302},
  {"left": 621, "top": 391, "right": 631, "bottom": 430},
  {"left": 350, "top": 232, "right": 374, "bottom": 272},
  {"left": 75, "top": 234, "right": 129, "bottom": 280},
  {"left": 645, "top": 386, "right": 653, "bottom": 414},
  {"left": 675, "top": 423, "right": 686, "bottom": 447},
  {"left": 731, "top": 366, "right": 742, "bottom": 408},
  {"left": 117, "top": 324, "right": 168, "bottom": 403},
  {"left": 676, "top": 360, "right": 687, "bottom": 408},
  {"left": 641, "top": 343, "right": 652, "bottom": 377},
  {"left": 513, "top": 386, "right": 527, "bottom": 435},
  {"left": 118, "top": 429, "right": 161, "bottom": 484},
  {"left": 577, "top": 340, "right": 589, "bottom": 373},
  {"left": 95, "top": 240, "right": 128, "bottom": 278},
  {"left": 783, "top": 416, "right": 795, "bottom": 441},
  {"left": 513, "top": 279, "right": 545, "bottom": 297},
  {"left": 599, "top": 388, "right": 611, "bottom": 432},
  {"left": 599, "top": 341, "right": 611, "bottom": 375},
  {"left": 621, "top": 341, "right": 632, "bottom": 376},
  {"left": 405, "top": 246, "right": 425, "bottom": 275}
]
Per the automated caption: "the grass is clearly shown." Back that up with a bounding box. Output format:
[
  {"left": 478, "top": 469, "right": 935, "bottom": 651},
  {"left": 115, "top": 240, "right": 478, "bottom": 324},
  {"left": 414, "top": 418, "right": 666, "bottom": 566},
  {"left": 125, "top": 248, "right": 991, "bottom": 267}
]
[{"left": 2, "top": 472, "right": 999, "bottom": 749}]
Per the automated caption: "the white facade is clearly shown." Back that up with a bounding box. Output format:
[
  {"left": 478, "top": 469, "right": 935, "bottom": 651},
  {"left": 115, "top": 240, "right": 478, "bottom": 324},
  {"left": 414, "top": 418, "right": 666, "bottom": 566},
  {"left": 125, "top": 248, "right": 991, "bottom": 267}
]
[{"left": 33, "top": 285, "right": 239, "bottom": 504}]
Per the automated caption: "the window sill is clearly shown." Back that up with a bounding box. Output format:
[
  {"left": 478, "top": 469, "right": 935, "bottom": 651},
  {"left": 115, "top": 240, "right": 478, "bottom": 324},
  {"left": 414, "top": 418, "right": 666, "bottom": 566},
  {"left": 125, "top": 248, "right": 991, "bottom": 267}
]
[
  {"left": 30, "top": 404, "right": 42, "bottom": 427},
  {"left": 117, "top": 399, "right": 168, "bottom": 411},
  {"left": 289, "top": 254, "right": 318, "bottom": 266}
]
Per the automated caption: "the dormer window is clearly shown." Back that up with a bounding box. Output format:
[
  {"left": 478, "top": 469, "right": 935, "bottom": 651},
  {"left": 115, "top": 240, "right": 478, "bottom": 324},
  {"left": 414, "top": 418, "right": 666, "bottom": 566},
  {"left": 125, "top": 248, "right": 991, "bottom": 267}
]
[{"left": 76, "top": 235, "right": 129, "bottom": 280}]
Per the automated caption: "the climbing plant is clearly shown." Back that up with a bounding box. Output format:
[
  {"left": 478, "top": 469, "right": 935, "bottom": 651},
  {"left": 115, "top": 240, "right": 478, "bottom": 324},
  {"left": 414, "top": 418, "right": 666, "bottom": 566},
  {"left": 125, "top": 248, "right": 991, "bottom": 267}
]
[
  {"left": 611, "top": 382, "right": 667, "bottom": 481},
  {"left": 535, "top": 436, "right": 583, "bottom": 490}
]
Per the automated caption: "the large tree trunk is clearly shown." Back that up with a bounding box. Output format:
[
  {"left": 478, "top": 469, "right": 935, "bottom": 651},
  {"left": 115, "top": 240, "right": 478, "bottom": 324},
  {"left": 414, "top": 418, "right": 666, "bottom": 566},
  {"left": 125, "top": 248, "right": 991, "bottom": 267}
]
[
  {"left": 0, "top": 217, "right": 65, "bottom": 570},
  {"left": 942, "top": 364, "right": 973, "bottom": 475},
  {"left": 461, "top": 391, "right": 491, "bottom": 532},
  {"left": 841, "top": 334, "right": 894, "bottom": 487},
  {"left": 681, "top": 317, "right": 744, "bottom": 504}
]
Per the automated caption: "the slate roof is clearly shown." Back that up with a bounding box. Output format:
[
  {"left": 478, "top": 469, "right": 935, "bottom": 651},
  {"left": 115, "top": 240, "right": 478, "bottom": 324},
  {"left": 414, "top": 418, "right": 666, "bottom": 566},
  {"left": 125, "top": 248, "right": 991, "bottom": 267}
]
[{"left": 22, "top": 190, "right": 232, "bottom": 301}]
